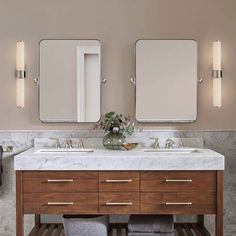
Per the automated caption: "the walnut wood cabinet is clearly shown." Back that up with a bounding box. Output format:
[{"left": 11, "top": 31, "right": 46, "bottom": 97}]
[{"left": 16, "top": 170, "right": 223, "bottom": 236}]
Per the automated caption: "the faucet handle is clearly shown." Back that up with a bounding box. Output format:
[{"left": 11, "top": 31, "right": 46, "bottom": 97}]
[
  {"left": 150, "top": 138, "right": 160, "bottom": 149},
  {"left": 178, "top": 139, "right": 184, "bottom": 148},
  {"left": 165, "top": 138, "right": 175, "bottom": 148},
  {"left": 67, "top": 139, "right": 73, "bottom": 149},
  {"left": 78, "top": 139, "right": 84, "bottom": 149},
  {"left": 50, "top": 138, "right": 61, "bottom": 148},
  {"left": 63, "top": 138, "right": 73, "bottom": 149}
]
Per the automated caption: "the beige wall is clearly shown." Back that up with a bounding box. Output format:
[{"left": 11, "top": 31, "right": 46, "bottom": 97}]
[{"left": 0, "top": 0, "right": 235, "bottom": 130}]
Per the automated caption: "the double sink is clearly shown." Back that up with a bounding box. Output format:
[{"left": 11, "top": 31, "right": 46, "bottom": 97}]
[
  {"left": 35, "top": 148, "right": 94, "bottom": 153},
  {"left": 35, "top": 148, "right": 197, "bottom": 154},
  {"left": 34, "top": 137, "right": 197, "bottom": 154}
]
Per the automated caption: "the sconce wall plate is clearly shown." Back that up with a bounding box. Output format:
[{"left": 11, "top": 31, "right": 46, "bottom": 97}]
[
  {"left": 212, "top": 70, "right": 223, "bottom": 79},
  {"left": 16, "top": 70, "right": 26, "bottom": 79}
]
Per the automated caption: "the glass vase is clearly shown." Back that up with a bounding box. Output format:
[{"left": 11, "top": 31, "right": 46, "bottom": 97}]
[{"left": 103, "top": 132, "right": 124, "bottom": 150}]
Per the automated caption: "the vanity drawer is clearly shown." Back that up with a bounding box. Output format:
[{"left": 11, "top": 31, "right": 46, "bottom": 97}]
[
  {"left": 23, "top": 171, "right": 98, "bottom": 193},
  {"left": 99, "top": 192, "right": 139, "bottom": 214},
  {"left": 23, "top": 193, "right": 98, "bottom": 214},
  {"left": 99, "top": 172, "right": 139, "bottom": 192},
  {"left": 141, "top": 171, "right": 216, "bottom": 192},
  {"left": 141, "top": 192, "right": 216, "bottom": 214}
]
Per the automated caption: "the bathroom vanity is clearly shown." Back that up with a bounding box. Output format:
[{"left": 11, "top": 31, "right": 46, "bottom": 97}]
[{"left": 14, "top": 146, "right": 224, "bottom": 236}]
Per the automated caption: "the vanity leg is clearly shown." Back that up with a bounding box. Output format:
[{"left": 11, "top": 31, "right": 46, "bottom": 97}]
[
  {"left": 35, "top": 214, "right": 41, "bottom": 226},
  {"left": 16, "top": 171, "right": 24, "bottom": 236},
  {"left": 197, "top": 215, "right": 204, "bottom": 225},
  {"left": 216, "top": 171, "right": 223, "bottom": 236}
]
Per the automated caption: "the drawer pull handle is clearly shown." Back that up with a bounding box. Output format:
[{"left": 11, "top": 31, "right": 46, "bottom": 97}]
[
  {"left": 46, "top": 179, "right": 74, "bottom": 183},
  {"left": 165, "top": 202, "right": 192, "bottom": 206},
  {"left": 106, "top": 202, "right": 133, "bottom": 206},
  {"left": 165, "top": 179, "right": 192, "bottom": 183},
  {"left": 47, "top": 202, "right": 74, "bottom": 206},
  {"left": 105, "top": 179, "right": 133, "bottom": 183}
]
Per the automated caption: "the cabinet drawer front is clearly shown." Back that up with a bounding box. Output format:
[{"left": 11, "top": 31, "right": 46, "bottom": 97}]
[
  {"left": 23, "top": 193, "right": 98, "bottom": 214},
  {"left": 141, "top": 192, "right": 216, "bottom": 214},
  {"left": 99, "top": 193, "right": 139, "bottom": 214},
  {"left": 23, "top": 171, "right": 98, "bottom": 193},
  {"left": 99, "top": 172, "right": 139, "bottom": 192},
  {"left": 141, "top": 171, "right": 216, "bottom": 192}
]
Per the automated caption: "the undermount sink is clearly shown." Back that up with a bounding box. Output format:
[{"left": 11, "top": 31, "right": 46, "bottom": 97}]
[
  {"left": 35, "top": 148, "right": 94, "bottom": 153},
  {"left": 143, "top": 148, "right": 197, "bottom": 153}
]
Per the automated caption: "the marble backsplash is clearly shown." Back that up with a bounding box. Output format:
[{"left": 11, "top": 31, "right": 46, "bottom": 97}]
[{"left": 0, "top": 130, "right": 235, "bottom": 236}]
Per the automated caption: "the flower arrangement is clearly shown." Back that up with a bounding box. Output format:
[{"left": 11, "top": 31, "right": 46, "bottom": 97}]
[
  {"left": 98, "top": 112, "right": 135, "bottom": 149},
  {"left": 98, "top": 111, "right": 135, "bottom": 137}
]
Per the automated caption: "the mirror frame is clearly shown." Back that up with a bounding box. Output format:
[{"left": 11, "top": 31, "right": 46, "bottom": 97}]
[
  {"left": 135, "top": 39, "right": 198, "bottom": 123},
  {"left": 38, "top": 39, "right": 102, "bottom": 123}
]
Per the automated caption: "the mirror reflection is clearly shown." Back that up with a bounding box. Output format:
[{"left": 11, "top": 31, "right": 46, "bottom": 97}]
[
  {"left": 136, "top": 40, "right": 198, "bottom": 122},
  {"left": 40, "top": 40, "right": 101, "bottom": 122}
]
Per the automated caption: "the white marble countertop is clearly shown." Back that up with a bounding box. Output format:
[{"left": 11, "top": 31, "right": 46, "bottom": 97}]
[{"left": 14, "top": 147, "right": 224, "bottom": 171}]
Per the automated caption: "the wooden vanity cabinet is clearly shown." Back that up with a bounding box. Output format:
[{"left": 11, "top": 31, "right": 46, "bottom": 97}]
[
  {"left": 21, "top": 171, "right": 99, "bottom": 215},
  {"left": 99, "top": 171, "right": 139, "bottom": 192},
  {"left": 99, "top": 171, "right": 140, "bottom": 214},
  {"left": 140, "top": 171, "right": 217, "bottom": 215},
  {"left": 24, "top": 193, "right": 98, "bottom": 214},
  {"left": 16, "top": 170, "right": 223, "bottom": 236},
  {"left": 23, "top": 171, "right": 98, "bottom": 193}
]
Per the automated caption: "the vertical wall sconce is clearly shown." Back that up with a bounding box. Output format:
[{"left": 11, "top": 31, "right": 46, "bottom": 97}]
[
  {"left": 212, "top": 41, "right": 223, "bottom": 108},
  {"left": 16, "top": 41, "right": 26, "bottom": 108}
]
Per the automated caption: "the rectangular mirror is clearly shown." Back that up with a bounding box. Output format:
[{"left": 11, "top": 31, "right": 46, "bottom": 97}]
[
  {"left": 40, "top": 39, "right": 101, "bottom": 122},
  {"left": 136, "top": 40, "right": 197, "bottom": 122}
]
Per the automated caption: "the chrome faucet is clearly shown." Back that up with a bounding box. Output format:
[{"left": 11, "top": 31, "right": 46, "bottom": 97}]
[
  {"left": 67, "top": 139, "right": 73, "bottom": 148},
  {"left": 178, "top": 139, "right": 184, "bottom": 148},
  {"left": 51, "top": 138, "right": 61, "bottom": 148},
  {"left": 63, "top": 138, "right": 73, "bottom": 149},
  {"left": 150, "top": 138, "right": 160, "bottom": 149},
  {"left": 165, "top": 138, "right": 175, "bottom": 148},
  {"left": 78, "top": 139, "right": 84, "bottom": 149}
]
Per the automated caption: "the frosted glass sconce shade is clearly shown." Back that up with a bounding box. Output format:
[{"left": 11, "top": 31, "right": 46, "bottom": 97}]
[
  {"left": 213, "top": 78, "right": 221, "bottom": 108},
  {"left": 16, "top": 41, "right": 25, "bottom": 71},
  {"left": 16, "top": 79, "right": 25, "bottom": 108},
  {"left": 212, "top": 41, "right": 222, "bottom": 108},
  {"left": 213, "top": 41, "right": 221, "bottom": 71},
  {"left": 16, "top": 41, "right": 26, "bottom": 108}
]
